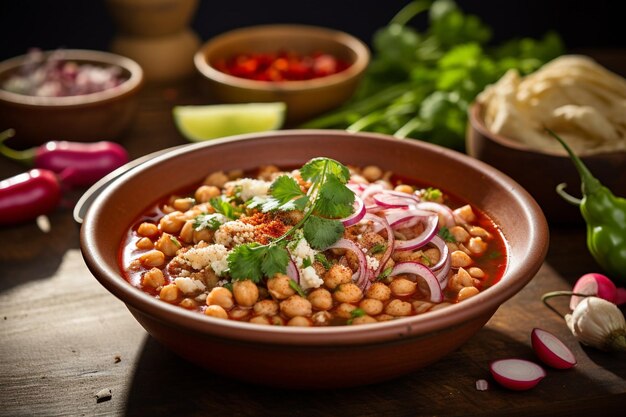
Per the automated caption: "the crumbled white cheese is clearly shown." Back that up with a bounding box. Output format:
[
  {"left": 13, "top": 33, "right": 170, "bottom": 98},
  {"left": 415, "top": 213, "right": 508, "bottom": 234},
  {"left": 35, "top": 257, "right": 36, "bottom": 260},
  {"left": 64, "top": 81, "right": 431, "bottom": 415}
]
[
  {"left": 366, "top": 255, "right": 380, "bottom": 272},
  {"left": 290, "top": 234, "right": 318, "bottom": 268},
  {"left": 214, "top": 221, "right": 255, "bottom": 247},
  {"left": 174, "top": 277, "right": 206, "bottom": 294},
  {"left": 225, "top": 178, "right": 271, "bottom": 201},
  {"left": 300, "top": 266, "right": 324, "bottom": 291},
  {"left": 179, "top": 244, "right": 229, "bottom": 276}
]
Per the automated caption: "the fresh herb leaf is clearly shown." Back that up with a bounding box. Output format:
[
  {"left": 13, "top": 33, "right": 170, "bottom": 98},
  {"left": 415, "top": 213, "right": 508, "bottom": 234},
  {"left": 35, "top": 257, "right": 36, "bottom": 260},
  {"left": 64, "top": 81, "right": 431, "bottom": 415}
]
[
  {"left": 261, "top": 244, "right": 290, "bottom": 279},
  {"left": 377, "top": 266, "right": 394, "bottom": 281},
  {"left": 351, "top": 308, "right": 366, "bottom": 318},
  {"left": 300, "top": 157, "right": 350, "bottom": 184},
  {"left": 420, "top": 254, "right": 432, "bottom": 266},
  {"left": 270, "top": 175, "right": 306, "bottom": 204},
  {"left": 369, "top": 243, "right": 386, "bottom": 255},
  {"left": 192, "top": 212, "right": 224, "bottom": 231},
  {"left": 438, "top": 226, "right": 456, "bottom": 242},
  {"left": 303, "top": 216, "right": 345, "bottom": 250},
  {"left": 302, "top": 257, "right": 313, "bottom": 268},
  {"left": 422, "top": 187, "right": 442, "bottom": 201},
  {"left": 210, "top": 196, "right": 241, "bottom": 220},
  {"left": 487, "top": 250, "right": 502, "bottom": 260},
  {"left": 227, "top": 243, "right": 265, "bottom": 282},
  {"left": 315, "top": 175, "right": 355, "bottom": 218},
  {"left": 315, "top": 253, "right": 333, "bottom": 269},
  {"left": 289, "top": 279, "right": 306, "bottom": 297},
  {"left": 169, "top": 236, "right": 182, "bottom": 248}
]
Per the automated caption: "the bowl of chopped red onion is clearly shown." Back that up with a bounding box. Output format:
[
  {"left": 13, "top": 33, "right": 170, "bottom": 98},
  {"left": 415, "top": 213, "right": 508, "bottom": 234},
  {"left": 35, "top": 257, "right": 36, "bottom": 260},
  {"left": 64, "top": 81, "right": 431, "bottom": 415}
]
[
  {"left": 0, "top": 49, "right": 143, "bottom": 145},
  {"left": 194, "top": 25, "right": 370, "bottom": 123},
  {"left": 80, "top": 130, "right": 549, "bottom": 388}
]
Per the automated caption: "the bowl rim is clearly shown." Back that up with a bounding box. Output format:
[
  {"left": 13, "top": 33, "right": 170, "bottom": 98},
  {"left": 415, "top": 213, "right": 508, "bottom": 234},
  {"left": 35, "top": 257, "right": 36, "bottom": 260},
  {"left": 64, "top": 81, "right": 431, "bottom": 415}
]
[
  {"left": 194, "top": 24, "right": 370, "bottom": 92},
  {"left": 0, "top": 49, "right": 144, "bottom": 107},
  {"left": 468, "top": 101, "right": 626, "bottom": 159},
  {"left": 80, "top": 129, "right": 548, "bottom": 347}
]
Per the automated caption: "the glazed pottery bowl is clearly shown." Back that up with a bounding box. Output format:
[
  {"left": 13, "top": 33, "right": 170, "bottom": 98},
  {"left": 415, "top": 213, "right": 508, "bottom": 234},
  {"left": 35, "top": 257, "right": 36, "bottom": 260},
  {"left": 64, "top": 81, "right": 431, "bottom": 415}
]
[
  {"left": 194, "top": 25, "right": 370, "bottom": 123},
  {"left": 80, "top": 130, "right": 548, "bottom": 388},
  {"left": 467, "top": 102, "right": 626, "bottom": 224},
  {"left": 0, "top": 49, "right": 143, "bottom": 146}
]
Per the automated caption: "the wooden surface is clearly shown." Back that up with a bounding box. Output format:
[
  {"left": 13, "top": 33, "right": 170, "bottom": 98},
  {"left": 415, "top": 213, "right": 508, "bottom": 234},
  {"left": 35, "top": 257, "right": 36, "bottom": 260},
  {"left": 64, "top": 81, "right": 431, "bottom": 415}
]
[{"left": 2, "top": 59, "right": 626, "bottom": 417}]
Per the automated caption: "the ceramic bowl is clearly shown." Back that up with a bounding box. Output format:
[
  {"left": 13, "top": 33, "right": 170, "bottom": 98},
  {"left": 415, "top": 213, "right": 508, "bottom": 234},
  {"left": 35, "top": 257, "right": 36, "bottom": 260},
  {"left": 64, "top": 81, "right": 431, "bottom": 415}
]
[
  {"left": 194, "top": 25, "right": 370, "bottom": 123},
  {"left": 0, "top": 49, "right": 143, "bottom": 146},
  {"left": 467, "top": 102, "right": 626, "bottom": 224},
  {"left": 80, "top": 130, "right": 548, "bottom": 388}
]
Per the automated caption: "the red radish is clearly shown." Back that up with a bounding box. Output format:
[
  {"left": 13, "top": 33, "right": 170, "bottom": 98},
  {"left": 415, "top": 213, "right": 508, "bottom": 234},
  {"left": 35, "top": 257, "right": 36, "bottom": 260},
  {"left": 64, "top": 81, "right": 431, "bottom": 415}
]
[
  {"left": 616, "top": 287, "right": 626, "bottom": 305},
  {"left": 531, "top": 328, "right": 577, "bottom": 369},
  {"left": 489, "top": 359, "right": 546, "bottom": 391},
  {"left": 570, "top": 273, "right": 617, "bottom": 310}
]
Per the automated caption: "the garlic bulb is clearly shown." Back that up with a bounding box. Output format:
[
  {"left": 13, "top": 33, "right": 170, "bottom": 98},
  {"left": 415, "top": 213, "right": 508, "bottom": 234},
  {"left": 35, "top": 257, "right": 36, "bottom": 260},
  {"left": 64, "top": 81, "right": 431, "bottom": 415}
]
[{"left": 565, "top": 296, "right": 626, "bottom": 352}]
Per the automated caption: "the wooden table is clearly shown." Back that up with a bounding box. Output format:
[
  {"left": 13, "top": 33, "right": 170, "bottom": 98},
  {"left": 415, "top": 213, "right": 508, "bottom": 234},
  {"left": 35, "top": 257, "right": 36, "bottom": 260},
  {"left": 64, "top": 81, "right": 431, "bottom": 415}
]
[{"left": 2, "top": 61, "right": 625, "bottom": 417}]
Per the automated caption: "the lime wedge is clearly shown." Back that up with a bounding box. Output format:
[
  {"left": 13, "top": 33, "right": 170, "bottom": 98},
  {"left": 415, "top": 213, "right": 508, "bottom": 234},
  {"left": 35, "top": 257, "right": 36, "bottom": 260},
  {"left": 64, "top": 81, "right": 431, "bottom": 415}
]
[{"left": 173, "top": 102, "right": 286, "bottom": 142}]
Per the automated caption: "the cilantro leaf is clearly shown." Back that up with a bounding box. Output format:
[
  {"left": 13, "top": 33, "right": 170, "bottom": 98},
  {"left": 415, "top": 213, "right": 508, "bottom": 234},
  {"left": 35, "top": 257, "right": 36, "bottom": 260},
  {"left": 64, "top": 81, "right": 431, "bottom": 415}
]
[
  {"left": 303, "top": 216, "right": 344, "bottom": 250},
  {"left": 369, "top": 243, "right": 386, "bottom": 255},
  {"left": 438, "top": 226, "right": 456, "bottom": 242},
  {"left": 315, "top": 175, "right": 355, "bottom": 218},
  {"left": 227, "top": 243, "right": 265, "bottom": 282},
  {"left": 422, "top": 187, "right": 442, "bottom": 201},
  {"left": 302, "top": 257, "right": 313, "bottom": 268},
  {"left": 261, "top": 244, "right": 290, "bottom": 279},
  {"left": 377, "top": 266, "right": 394, "bottom": 281},
  {"left": 315, "top": 253, "right": 333, "bottom": 269},
  {"left": 270, "top": 175, "right": 305, "bottom": 204},
  {"left": 210, "top": 196, "right": 240, "bottom": 220},
  {"left": 300, "top": 157, "right": 350, "bottom": 184},
  {"left": 192, "top": 212, "right": 224, "bottom": 231},
  {"left": 289, "top": 279, "right": 306, "bottom": 297},
  {"left": 351, "top": 308, "right": 366, "bottom": 318}
]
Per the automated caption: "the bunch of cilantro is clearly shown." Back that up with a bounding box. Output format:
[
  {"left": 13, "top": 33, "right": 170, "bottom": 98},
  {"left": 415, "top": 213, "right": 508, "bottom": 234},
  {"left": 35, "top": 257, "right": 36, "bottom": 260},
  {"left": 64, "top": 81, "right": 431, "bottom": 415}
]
[
  {"left": 227, "top": 157, "right": 354, "bottom": 283},
  {"left": 302, "top": 0, "right": 564, "bottom": 151}
]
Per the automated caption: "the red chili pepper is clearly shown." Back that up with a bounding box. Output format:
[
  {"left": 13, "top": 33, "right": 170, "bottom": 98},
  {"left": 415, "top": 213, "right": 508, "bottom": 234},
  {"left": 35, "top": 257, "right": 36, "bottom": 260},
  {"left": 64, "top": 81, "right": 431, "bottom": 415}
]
[
  {"left": 0, "top": 169, "right": 61, "bottom": 225},
  {"left": 0, "top": 129, "right": 129, "bottom": 187},
  {"left": 213, "top": 50, "right": 350, "bottom": 82}
]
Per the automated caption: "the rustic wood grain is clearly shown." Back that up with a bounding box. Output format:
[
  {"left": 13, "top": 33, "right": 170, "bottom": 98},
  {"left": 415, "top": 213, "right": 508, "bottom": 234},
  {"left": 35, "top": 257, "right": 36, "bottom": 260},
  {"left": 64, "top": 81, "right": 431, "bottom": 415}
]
[{"left": 1, "top": 64, "right": 625, "bottom": 417}]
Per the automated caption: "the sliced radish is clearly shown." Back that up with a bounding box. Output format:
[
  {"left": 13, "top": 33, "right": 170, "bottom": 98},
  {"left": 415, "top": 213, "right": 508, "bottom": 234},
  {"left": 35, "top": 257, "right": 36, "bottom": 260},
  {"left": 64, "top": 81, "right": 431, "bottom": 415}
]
[
  {"left": 531, "top": 328, "right": 577, "bottom": 369},
  {"left": 489, "top": 359, "right": 546, "bottom": 391},
  {"left": 570, "top": 273, "right": 617, "bottom": 310}
]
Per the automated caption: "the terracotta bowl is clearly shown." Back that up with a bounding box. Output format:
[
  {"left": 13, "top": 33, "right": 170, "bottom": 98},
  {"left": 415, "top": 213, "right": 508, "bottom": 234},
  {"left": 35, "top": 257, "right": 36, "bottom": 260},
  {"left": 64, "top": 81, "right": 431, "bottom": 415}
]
[
  {"left": 467, "top": 102, "right": 626, "bottom": 225},
  {"left": 80, "top": 130, "right": 548, "bottom": 388},
  {"left": 0, "top": 49, "right": 143, "bottom": 146},
  {"left": 194, "top": 25, "right": 370, "bottom": 123}
]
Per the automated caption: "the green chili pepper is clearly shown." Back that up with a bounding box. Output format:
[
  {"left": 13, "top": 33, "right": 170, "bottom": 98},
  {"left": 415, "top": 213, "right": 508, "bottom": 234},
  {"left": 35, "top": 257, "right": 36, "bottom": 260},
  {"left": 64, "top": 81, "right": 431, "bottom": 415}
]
[{"left": 549, "top": 129, "right": 626, "bottom": 284}]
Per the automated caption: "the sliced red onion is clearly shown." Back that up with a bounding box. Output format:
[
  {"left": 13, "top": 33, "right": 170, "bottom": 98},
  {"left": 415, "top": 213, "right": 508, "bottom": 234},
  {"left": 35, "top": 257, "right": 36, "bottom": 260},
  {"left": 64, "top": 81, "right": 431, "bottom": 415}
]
[
  {"left": 414, "top": 202, "right": 456, "bottom": 228},
  {"left": 388, "top": 261, "right": 443, "bottom": 302},
  {"left": 428, "top": 235, "right": 449, "bottom": 271},
  {"left": 394, "top": 214, "right": 439, "bottom": 251},
  {"left": 339, "top": 194, "right": 366, "bottom": 227},
  {"left": 328, "top": 238, "right": 367, "bottom": 286},
  {"left": 286, "top": 258, "right": 300, "bottom": 284},
  {"left": 373, "top": 191, "right": 420, "bottom": 208},
  {"left": 360, "top": 183, "right": 385, "bottom": 206},
  {"left": 363, "top": 213, "right": 394, "bottom": 278},
  {"left": 434, "top": 254, "right": 451, "bottom": 289},
  {"left": 346, "top": 182, "right": 366, "bottom": 195}
]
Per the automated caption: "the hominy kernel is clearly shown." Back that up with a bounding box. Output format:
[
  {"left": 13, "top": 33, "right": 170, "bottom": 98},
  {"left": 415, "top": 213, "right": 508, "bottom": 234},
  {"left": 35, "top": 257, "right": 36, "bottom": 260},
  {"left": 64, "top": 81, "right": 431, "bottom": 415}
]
[
  {"left": 195, "top": 185, "right": 221, "bottom": 203},
  {"left": 233, "top": 280, "right": 259, "bottom": 307},
  {"left": 468, "top": 267, "right": 486, "bottom": 279},
  {"left": 385, "top": 299, "right": 412, "bottom": 316},
  {"left": 389, "top": 277, "right": 417, "bottom": 296},
  {"left": 467, "top": 237, "right": 488, "bottom": 255},
  {"left": 449, "top": 226, "right": 470, "bottom": 243},
  {"left": 249, "top": 315, "right": 271, "bottom": 325},
  {"left": 333, "top": 283, "right": 363, "bottom": 304},
  {"left": 139, "top": 250, "right": 165, "bottom": 267},
  {"left": 141, "top": 268, "right": 165, "bottom": 288},
  {"left": 179, "top": 298, "right": 198, "bottom": 309},
  {"left": 359, "top": 298, "right": 384, "bottom": 316},
  {"left": 308, "top": 288, "right": 333, "bottom": 311},
  {"left": 137, "top": 222, "right": 158, "bottom": 237},
  {"left": 366, "top": 282, "right": 391, "bottom": 301},
  {"left": 458, "top": 286, "right": 480, "bottom": 301},
  {"left": 253, "top": 299, "right": 279, "bottom": 316},
  {"left": 362, "top": 165, "right": 383, "bottom": 182},
  {"left": 159, "top": 284, "right": 179, "bottom": 302},
  {"left": 280, "top": 295, "right": 312, "bottom": 318},
  {"left": 451, "top": 250, "right": 472, "bottom": 268},
  {"left": 204, "top": 171, "right": 229, "bottom": 188},
  {"left": 394, "top": 184, "right": 414, "bottom": 194},
  {"left": 173, "top": 198, "right": 195, "bottom": 212},
  {"left": 351, "top": 315, "right": 377, "bottom": 325},
  {"left": 204, "top": 305, "right": 228, "bottom": 319},
  {"left": 287, "top": 316, "right": 311, "bottom": 327},
  {"left": 135, "top": 237, "right": 154, "bottom": 250},
  {"left": 206, "top": 287, "right": 234, "bottom": 309}
]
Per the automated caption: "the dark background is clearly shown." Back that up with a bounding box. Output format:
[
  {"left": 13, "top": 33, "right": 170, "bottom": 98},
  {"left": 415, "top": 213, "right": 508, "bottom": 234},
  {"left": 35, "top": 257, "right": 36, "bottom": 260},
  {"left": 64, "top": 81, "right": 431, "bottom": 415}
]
[{"left": 0, "top": 0, "right": 623, "bottom": 61}]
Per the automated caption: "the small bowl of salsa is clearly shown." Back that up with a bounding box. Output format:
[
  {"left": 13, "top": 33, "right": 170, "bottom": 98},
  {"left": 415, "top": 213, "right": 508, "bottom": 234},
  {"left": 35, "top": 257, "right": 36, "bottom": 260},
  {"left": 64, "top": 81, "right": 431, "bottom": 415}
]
[{"left": 194, "top": 25, "right": 370, "bottom": 123}]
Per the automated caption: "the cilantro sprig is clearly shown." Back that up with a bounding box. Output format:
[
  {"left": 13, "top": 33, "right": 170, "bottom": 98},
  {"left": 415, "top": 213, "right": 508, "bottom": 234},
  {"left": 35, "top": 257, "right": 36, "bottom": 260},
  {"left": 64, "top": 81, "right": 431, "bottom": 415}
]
[{"left": 227, "top": 158, "right": 355, "bottom": 282}]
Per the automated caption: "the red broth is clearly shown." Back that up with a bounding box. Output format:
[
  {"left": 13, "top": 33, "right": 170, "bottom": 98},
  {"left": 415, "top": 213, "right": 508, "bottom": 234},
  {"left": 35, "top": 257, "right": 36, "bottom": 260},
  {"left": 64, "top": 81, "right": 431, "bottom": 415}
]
[{"left": 119, "top": 164, "right": 507, "bottom": 326}]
